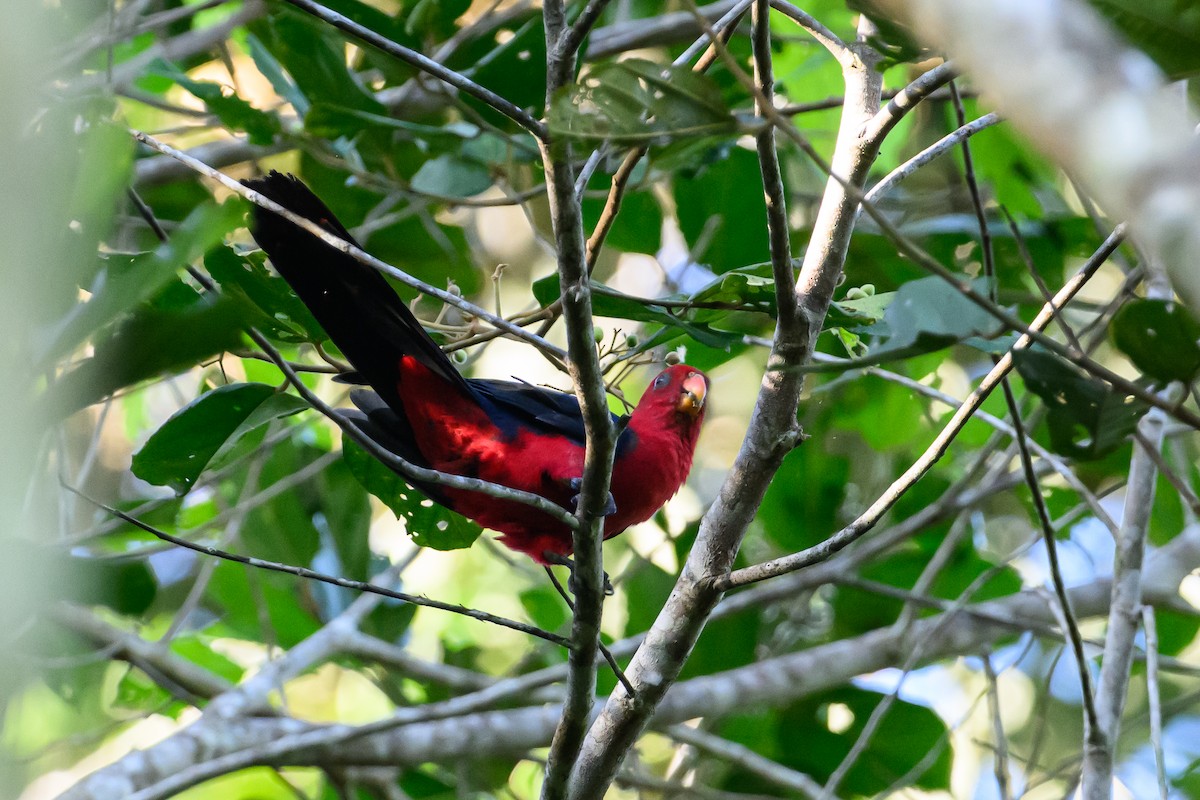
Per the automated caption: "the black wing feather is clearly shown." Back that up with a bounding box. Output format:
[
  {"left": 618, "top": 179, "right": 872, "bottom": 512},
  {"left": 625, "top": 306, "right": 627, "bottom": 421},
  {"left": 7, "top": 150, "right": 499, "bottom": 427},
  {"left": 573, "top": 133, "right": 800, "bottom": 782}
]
[
  {"left": 471, "top": 378, "right": 626, "bottom": 450},
  {"left": 244, "top": 171, "right": 472, "bottom": 405}
]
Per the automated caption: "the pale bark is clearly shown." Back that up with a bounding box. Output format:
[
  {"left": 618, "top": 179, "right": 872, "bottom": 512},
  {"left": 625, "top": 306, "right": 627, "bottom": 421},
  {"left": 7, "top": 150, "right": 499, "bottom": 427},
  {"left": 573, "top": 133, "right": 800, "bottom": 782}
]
[{"left": 874, "top": 0, "right": 1200, "bottom": 312}]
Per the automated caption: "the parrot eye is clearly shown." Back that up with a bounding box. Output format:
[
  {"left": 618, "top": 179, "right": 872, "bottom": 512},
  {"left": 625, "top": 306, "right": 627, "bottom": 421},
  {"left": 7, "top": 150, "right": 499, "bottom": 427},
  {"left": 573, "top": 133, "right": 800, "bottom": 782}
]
[{"left": 654, "top": 372, "right": 670, "bottom": 389}]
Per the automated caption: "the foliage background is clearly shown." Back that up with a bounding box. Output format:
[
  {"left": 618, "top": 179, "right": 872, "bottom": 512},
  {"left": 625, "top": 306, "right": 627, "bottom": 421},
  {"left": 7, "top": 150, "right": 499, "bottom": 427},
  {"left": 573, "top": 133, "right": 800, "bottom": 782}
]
[{"left": 6, "top": 0, "right": 1200, "bottom": 798}]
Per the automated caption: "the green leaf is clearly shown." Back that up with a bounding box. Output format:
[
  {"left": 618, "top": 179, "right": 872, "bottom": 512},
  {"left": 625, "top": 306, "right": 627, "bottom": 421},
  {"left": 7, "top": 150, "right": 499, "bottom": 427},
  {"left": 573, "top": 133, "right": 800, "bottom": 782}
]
[
  {"left": 1110, "top": 298, "right": 1200, "bottom": 383},
  {"left": 582, "top": 187, "right": 662, "bottom": 255},
  {"left": 404, "top": 0, "right": 471, "bottom": 39},
  {"left": 207, "top": 559, "right": 321, "bottom": 648},
  {"left": 622, "top": 557, "right": 677, "bottom": 636},
  {"left": 410, "top": 154, "right": 493, "bottom": 198},
  {"left": 690, "top": 268, "right": 778, "bottom": 310},
  {"left": 38, "top": 200, "right": 244, "bottom": 364},
  {"left": 675, "top": 147, "right": 769, "bottom": 269},
  {"left": 1153, "top": 607, "right": 1200, "bottom": 656},
  {"left": 113, "top": 667, "right": 174, "bottom": 714},
  {"left": 151, "top": 60, "right": 281, "bottom": 145},
  {"left": 246, "top": 32, "right": 309, "bottom": 115},
  {"left": 769, "top": 687, "right": 951, "bottom": 795},
  {"left": 316, "top": 459, "right": 374, "bottom": 581},
  {"left": 63, "top": 555, "right": 157, "bottom": 616},
  {"left": 205, "top": 246, "right": 324, "bottom": 344},
  {"left": 250, "top": 8, "right": 386, "bottom": 117},
  {"left": 170, "top": 635, "right": 245, "bottom": 684},
  {"left": 455, "top": 15, "right": 546, "bottom": 127},
  {"left": 305, "top": 102, "right": 480, "bottom": 140},
  {"left": 531, "top": 275, "right": 742, "bottom": 349},
  {"left": 872, "top": 275, "right": 1002, "bottom": 354},
  {"left": 519, "top": 584, "right": 569, "bottom": 633},
  {"left": 549, "top": 59, "right": 735, "bottom": 143},
  {"left": 826, "top": 290, "right": 894, "bottom": 328},
  {"left": 132, "top": 383, "right": 307, "bottom": 493},
  {"left": 1013, "top": 348, "right": 1149, "bottom": 459},
  {"left": 342, "top": 440, "right": 481, "bottom": 551},
  {"left": 363, "top": 213, "right": 482, "bottom": 297},
  {"left": 48, "top": 289, "right": 249, "bottom": 418}
]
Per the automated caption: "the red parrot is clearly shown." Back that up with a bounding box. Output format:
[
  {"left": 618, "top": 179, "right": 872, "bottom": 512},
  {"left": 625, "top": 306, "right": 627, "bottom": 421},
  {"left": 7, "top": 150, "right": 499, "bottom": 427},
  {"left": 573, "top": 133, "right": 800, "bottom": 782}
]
[{"left": 245, "top": 172, "right": 707, "bottom": 564}]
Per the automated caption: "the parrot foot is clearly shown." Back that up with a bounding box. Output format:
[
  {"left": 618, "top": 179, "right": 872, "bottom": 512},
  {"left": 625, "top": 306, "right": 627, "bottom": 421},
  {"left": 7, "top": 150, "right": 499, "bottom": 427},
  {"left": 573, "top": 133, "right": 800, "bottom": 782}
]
[
  {"left": 567, "top": 478, "right": 617, "bottom": 517},
  {"left": 544, "top": 552, "right": 615, "bottom": 596}
]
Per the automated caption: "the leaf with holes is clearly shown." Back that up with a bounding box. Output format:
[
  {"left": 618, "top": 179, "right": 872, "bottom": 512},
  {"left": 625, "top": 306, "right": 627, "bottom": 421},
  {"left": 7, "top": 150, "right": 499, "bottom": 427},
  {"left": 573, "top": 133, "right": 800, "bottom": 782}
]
[
  {"left": 549, "top": 59, "right": 735, "bottom": 143},
  {"left": 205, "top": 246, "right": 325, "bottom": 344},
  {"left": 1013, "top": 348, "right": 1149, "bottom": 459},
  {"left": 873, "top": 275, "right": 1001, "bottom": 354},
  {"left": 1110, "top": 298, "right": 1200, "bottom": 384},
  {"left": 342, "top": 440, "right": 481, "bottom": 551}
]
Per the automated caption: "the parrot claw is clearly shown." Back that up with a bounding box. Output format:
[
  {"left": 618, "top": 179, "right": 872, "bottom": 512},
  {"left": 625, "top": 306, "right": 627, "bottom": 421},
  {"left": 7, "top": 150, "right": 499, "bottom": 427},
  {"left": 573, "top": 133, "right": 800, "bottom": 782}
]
[
  {"left": 568, "top": 478, "right": 617, "bottom": 517},
  {"left": 544, "top": 553, "right": 615, "bottom": 596}
]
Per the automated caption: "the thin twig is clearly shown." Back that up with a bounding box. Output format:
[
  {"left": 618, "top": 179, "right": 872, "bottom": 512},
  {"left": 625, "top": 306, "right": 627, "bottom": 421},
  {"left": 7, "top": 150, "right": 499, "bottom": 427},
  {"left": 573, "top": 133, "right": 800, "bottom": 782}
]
[
  {"left": 1142, "top": 606, "right": 1169, "bottom": 800},
  {"left": 861, "top": 61, "right": 958, "bottom": 145},
  {"left": 982, "top": 650, "right": 1013, "bottom": 800},
  {"left": 557, "top": 0, "right": 616, "bottom": 59},
  {"left": 132, "top": 130, "right": 568, "bottom": 364},
  {"left": 279, "top": 0, "right": 546, "bottom": 138},
  {"left": 997, "top": 376, "right": 1101, "bottom": 737},
  {"left": 949, "top": 80, "right": 995, "bottom": 282},
  {"left": 863, "top": 112, "right": 1002, "bottom": 206},
  {"left": 667, "top": 724, "right": 822, "bottom": 799},
  {"left": 723, "top": 227, "right": 1124, "bottom": 588},
  {"left": 543, "top": 567, "right": 636, "bottom": 696},
  {"left": 66, "top": 485, "right": 569, "bottom": 646}
]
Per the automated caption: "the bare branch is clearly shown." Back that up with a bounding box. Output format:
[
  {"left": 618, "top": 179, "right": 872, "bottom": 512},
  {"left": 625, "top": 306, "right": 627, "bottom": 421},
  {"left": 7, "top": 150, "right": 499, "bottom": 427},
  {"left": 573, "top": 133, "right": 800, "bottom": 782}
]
[
  {"left": 565, "top": 12, "right": 883, "bottom": 799},
  {"left": 60, "top": 524, "right": 1200, "bottom": 800},
  {"left": 863, "top": 112, "right": 1002, "bottom": 206},
  {"left": 996, "top": 372, "right": 1101, "bottom": 738},
  {"left": 48, "top": 603, "right": 233, "bottom": 701},
  {"left": 1085, "top": 366, "right": 1179, "bottom": 791},
  {"left": 584, "top": 0, "right": 740, "bottom": 58},
  {"left": 723, "top": 225, "right": 1124, "bottom": 588},
  {"left": 1142, "top": 606, "right": 1170, "bottom": 800},
  {"left": 767, "top": 0, "right": 851, "bottom": 62},
  {"left": 861, "top": 61, "right": 957, "bottom": 145},
  {"left": 65, "top": 485, "right": 569, "bottom": 647},
  {"left": 540, "top": 4, "right": 618, "bottom": 794},
  {"left": 557, "top": 0, "right": 616, "bottom": 59},
  {"left": 668, "top": 724, "right": 823, "bottom": 799}
]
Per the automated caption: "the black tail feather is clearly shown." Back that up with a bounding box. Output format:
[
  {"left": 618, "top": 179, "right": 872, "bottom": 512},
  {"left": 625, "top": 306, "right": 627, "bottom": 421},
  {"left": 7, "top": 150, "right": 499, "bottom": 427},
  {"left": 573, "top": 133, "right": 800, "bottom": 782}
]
[{"left": 244, "top": 171, "right": 471, "bottom": 409}]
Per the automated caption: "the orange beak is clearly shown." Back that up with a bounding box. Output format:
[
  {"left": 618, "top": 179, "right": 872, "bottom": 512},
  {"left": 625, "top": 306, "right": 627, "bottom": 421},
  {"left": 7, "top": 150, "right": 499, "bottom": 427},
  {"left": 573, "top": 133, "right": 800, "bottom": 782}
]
[{"left": 677, "top": 373, "right": 707, "bottom": 418}]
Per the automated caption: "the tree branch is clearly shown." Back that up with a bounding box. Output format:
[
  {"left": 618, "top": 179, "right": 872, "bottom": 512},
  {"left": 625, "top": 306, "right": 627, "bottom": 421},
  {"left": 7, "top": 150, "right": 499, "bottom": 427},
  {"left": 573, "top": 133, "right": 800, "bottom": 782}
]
[
  {"left": 564, "top": 10, "right": 881, "bottom": 800},
  {"left": 723, "top": 224, "right": 1124, "bottom": 587},
  {"left": 59, "top": 523, "right": 1200, "bottom": 800},
  {"left": 279, "top": 0, "right": 547, "bottom": 139},
  {"left": 1083, "top": 264, "right": 1180, "bottom": 796},
  {"left": 540, "top": 3, "right": 617, "bottom": 794},
  {"left": 874, "top": 0, "right": 1200, "bottom": 315},
  {"left": 65, "top": 486, "right": 569, "bottom": 646}
]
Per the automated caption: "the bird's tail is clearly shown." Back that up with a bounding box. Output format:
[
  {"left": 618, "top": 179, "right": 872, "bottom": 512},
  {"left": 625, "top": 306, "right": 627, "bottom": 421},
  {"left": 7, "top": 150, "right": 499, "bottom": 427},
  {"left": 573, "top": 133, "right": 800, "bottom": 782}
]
[{"left": 243, "top": 171, "right": 471, "bottom": 408}]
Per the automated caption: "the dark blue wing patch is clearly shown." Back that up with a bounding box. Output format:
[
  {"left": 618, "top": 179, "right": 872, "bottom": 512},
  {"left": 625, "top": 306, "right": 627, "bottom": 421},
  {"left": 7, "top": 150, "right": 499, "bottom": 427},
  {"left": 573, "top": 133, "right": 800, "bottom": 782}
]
[{"left": 470, "top": 378, "right": 633, "bottom": 458}]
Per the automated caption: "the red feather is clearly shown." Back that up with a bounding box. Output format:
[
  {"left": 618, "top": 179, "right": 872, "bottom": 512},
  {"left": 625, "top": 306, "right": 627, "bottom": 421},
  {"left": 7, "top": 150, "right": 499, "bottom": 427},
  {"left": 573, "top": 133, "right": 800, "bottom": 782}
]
[{"left": 245, "top": 172, "right": 707, "bottom": 563}]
